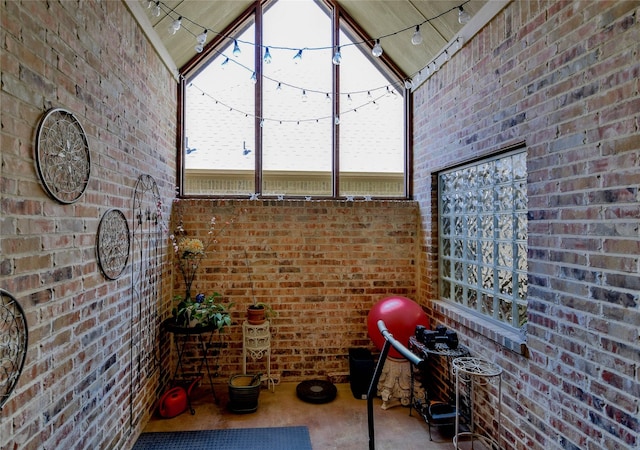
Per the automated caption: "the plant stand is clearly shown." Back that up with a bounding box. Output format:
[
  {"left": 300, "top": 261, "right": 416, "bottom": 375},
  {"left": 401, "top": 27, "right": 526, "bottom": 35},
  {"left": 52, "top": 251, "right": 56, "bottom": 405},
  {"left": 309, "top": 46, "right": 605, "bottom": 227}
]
[
  {"left": 452, "top": 357, "right": 503, "bottom": 450},
  {"left": 163, "top": 319, "right": 219, "bottom": 411},
  {"left": 242, "top": 320, "right": 277, "bottom": 391}
]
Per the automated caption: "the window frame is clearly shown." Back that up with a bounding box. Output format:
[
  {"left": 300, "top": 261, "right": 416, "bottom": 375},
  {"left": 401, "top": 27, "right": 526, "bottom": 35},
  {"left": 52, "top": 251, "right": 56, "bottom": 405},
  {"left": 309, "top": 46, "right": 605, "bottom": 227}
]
[{"left": 176, "top": 0, "right": 411, "bottom": 200}]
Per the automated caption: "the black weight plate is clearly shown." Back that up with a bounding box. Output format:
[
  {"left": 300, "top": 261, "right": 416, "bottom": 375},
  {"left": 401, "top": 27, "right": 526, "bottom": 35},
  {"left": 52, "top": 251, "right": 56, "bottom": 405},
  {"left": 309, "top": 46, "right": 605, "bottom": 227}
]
[{"left": 296, "top": 380, "right": 337, "bottom": 404}]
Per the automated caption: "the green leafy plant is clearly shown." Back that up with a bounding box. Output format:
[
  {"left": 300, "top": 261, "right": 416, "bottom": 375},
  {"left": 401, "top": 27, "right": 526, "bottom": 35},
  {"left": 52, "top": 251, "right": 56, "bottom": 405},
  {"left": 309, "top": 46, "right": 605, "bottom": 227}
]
[{"left": 172, "top": 292, "right": 233, "bottom": 329}]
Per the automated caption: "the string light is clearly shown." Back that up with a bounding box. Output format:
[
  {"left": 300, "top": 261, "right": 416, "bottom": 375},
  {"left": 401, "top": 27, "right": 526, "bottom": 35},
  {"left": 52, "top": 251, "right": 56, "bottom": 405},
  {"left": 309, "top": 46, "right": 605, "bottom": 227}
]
[
  {"left": 411, "top": 26, "right": 423, "bottom": 45},
  {"left": 194, "top": 29, "right": 207, "bottom": 53},
  {"left": 168, "top": 16, "right": 182, "bottom": 35},
  {"left": 150, "top": 0, "right": 471, "bottom": 64},
  {"left": 160, "top": 1, "right": 473, "bottom": 106},
  {"left": 371, "top": 39, "right": 383, "bottom": 57},
  {"left": 232, "top": 40, "right": 241, "bottom": 57},
  {"left": 332, "top": 47, "right": 342, "bottom": 65},
  {"left": 148, "top": 0, "right": 473, "bottom": 91},
  {"left": 187, "top": 80, "right": 391, "bottom": 125},
  {"left": 458, "top": 6, "right": 471, "bottom": 24}
]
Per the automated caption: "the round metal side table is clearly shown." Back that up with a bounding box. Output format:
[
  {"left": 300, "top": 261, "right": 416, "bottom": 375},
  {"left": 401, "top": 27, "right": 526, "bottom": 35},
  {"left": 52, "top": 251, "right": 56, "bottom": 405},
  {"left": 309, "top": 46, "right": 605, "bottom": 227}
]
[{"left": 452, "top": 357, "right": 503, "bottom": 450}]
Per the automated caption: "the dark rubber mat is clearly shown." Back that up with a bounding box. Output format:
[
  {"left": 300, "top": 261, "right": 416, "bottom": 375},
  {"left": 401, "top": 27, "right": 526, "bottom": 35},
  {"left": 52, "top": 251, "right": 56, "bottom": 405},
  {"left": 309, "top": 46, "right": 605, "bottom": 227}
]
[{"left": 133, "top": 426, "right": 312, "bottom": 450}]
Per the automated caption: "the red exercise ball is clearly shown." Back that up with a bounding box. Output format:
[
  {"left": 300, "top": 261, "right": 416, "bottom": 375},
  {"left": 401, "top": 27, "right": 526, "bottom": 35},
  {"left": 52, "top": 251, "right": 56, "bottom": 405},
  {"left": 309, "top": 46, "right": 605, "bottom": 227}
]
[{"left": 367, "top": 296, "right": 430, "bottom": 359}]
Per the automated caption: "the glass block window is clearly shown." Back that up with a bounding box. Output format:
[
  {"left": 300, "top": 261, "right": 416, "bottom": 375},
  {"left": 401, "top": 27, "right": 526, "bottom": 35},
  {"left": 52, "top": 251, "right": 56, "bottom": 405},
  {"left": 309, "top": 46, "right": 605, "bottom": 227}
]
[{"left": 439, "top": 150, "right": 527, "bottom": 331}]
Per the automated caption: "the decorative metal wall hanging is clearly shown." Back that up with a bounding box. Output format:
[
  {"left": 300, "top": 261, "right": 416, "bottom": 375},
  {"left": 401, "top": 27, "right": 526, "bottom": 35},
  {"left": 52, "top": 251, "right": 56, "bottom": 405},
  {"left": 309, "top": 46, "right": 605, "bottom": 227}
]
[
  {"left": 35, "top": 108, "right": 91, "bottom": 204},
  {"left": 129, "top": 174, "right": 162, "bottom": 426},
  {"left": 97, "top": 209, "right": 131, "bottom": 280},
  {"left": 0, "top": 289, "right": 28, "bottom": 410}
]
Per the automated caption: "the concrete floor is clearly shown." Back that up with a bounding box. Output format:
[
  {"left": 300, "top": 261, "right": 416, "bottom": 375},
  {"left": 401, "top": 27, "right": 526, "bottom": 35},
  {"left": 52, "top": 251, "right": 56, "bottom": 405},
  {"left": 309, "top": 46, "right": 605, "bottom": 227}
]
[{"left": 142, "top": 382, "right": 459, "bottom": 449}]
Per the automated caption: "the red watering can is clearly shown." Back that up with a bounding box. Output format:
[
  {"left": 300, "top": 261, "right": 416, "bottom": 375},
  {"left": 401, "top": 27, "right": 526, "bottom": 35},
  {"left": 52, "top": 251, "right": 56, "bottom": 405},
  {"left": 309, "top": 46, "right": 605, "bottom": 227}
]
[{"left": 158, "top": 377, "right": 200, "bottom": 418}]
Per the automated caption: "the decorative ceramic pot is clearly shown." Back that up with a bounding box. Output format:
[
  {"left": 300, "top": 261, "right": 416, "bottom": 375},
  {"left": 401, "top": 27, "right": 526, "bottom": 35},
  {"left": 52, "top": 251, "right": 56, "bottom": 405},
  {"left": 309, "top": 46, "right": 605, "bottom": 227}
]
[{"left": 228, "top": 374, "right": 261, "bottom": 413}]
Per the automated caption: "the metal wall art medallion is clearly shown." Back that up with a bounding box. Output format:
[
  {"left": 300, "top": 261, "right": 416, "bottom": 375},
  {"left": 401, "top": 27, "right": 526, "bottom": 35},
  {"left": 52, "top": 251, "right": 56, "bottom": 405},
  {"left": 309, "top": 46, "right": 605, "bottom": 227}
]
[
  {"left": 35, "top": 107, "right": 91, "bottom": 204},
  {"left": 0, "top": 289, "right": 28, "bottom": 410},
  {"left": 97, "top": 208, "right": 131, "bottom": 280}
]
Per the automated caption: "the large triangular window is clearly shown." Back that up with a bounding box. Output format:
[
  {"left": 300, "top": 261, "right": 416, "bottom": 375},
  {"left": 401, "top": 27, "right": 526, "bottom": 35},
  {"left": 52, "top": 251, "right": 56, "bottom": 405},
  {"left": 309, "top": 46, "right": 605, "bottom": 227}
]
[{"left": 179, "top": 0, "right": 409, "bottom": 199}]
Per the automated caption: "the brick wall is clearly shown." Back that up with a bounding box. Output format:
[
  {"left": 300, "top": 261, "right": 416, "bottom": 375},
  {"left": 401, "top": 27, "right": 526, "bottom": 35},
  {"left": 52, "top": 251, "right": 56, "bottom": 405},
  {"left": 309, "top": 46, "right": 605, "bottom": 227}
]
[
  {"left": 166, "top": 199, "right": 419, "bottom": 382},
  {"left": 414, "top": 1, "right": 639, "bottom": 449},
  {"left": 1, "top": 1, "right": 176, "bottom": 449}
]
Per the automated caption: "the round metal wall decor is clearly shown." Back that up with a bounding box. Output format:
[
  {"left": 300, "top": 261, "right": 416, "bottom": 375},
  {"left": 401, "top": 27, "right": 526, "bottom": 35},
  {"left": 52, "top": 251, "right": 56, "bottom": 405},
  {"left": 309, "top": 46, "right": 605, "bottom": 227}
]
[
  {"left": 0, "top": 289, "right": 28, "bottom": 410},
  {"left": 97, "top": 208, "right": 131, "bottom": 280},
  {"left": 35, "top": 107, "right": 91, "bottom": 204}
]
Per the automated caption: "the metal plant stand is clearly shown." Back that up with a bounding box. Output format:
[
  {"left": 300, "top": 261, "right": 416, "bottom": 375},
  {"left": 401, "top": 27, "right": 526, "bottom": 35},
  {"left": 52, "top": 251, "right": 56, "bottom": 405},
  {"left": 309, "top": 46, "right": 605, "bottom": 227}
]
[
  {"left": 163, "top": 319, "right": 219, "bottom": 410},
  {"left": 453, "top": 357, "right": 503, "bottom": 450},
  {"left": 242, "top": 320, "right": 277, "bottom": 391}
]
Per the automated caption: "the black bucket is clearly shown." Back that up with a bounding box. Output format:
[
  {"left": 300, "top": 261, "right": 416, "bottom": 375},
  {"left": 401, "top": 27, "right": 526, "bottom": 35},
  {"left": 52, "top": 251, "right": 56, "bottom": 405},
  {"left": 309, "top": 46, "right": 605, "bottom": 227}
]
[
  {"left": 349, "top": 348, "right": 375, "bottom": 399},
  {"left": 228, "top": 374, "right": 261, "bottom": 413}
]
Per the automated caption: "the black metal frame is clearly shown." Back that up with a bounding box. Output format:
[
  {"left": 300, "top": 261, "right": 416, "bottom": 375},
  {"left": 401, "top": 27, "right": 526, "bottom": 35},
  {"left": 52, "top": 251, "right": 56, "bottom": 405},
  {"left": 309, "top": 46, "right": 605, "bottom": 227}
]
[{"left": 366, "top": 320, "right": 427, "bottom": 450}]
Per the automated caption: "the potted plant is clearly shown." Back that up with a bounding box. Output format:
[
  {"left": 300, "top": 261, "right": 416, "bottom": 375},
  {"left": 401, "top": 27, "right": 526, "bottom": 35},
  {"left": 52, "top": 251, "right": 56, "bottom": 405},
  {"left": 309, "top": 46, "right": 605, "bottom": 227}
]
[
  {"left": 172, "top": 292, "right": 233, "bottom": 330},
  {"left": 243, "top": 249, "right": 276, "bottom": 325},
  {"left": 246, "top": 301, "right": 275, "bottom": 325},
  {"left": 167, "top": 204, "right": 244, "bottom": 328}
]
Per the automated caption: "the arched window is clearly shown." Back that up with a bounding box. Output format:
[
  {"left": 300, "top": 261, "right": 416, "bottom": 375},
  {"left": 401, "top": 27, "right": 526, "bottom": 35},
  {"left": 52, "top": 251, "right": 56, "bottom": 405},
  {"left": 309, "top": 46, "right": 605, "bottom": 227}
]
[{"left": 178, "top": 0, "right": 409, "bottom": 199}]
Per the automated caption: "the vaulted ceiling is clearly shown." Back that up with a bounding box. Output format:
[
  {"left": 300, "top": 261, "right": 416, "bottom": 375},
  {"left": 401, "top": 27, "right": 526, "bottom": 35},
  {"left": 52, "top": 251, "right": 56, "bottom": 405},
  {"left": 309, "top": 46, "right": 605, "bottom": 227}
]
[{"left": 131, "top": 0, "right": 488, "bottom": 79}]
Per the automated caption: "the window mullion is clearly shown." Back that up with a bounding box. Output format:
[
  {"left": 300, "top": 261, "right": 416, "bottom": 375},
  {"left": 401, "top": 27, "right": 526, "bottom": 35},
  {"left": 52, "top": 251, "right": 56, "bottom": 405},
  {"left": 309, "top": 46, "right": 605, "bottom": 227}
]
[
  {"left": 332, "top": 7, "right": 340, "bottom": 198},
  {"left": 255, "top": 1, "right": 264, "bottom": 196}
]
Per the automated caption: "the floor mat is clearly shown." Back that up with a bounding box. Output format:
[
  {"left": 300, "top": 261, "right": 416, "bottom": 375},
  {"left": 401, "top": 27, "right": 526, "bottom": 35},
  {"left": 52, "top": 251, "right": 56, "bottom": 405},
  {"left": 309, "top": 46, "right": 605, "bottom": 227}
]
[{"left": 132, "top": 426, "right": 312, "bottom": 450}]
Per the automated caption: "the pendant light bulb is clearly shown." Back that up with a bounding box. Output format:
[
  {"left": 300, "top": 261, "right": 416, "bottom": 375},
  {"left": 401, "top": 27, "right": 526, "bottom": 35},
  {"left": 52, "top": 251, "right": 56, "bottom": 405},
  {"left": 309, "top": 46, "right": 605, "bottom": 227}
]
[
  {"left": 404, "top": 79, "right": 413, "bottom": 89},
  {"left": 250, "top": 72, "right": 257, "bottom": 84},
  {"left": 153, "top": 1, "right": 161, "bottom": 17},
  {"left": 263, "top": 47, "right": 272, "bottom": 64},
  {"left": 334, "top": 116, "right": 340, "bottom": 125},
  {"left": 293, "top": 49, "right": 303, "bottom": 63},
  {"left": 411, "top": 26, "right": 423, "bottom": 45},
  {"left": 195, "top": 29, "right": 207, "bottom": 53},
  {"left": 458, "top": 6, "right": 471, "bottom": 24},
  {"left": 232, "top": 40, "right": 241, "bottom": 57},
  {"left": 168, "top": 17, "right": 182, "bottom": 35},
  {"left": 372, "top": 39, "right": 383, "bottom": 57},
  {"left": 332, "top": 47, "right": 342, "bottom": 65}
]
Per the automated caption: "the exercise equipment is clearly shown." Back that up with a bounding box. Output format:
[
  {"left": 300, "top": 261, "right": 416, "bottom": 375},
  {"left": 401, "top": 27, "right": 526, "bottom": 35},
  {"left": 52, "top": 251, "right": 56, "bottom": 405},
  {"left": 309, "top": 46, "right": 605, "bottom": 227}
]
[
  {"left": 367, "top": 296, "right": 430, "bottom": 359},
  {"left": 367, "top": 320, "right": 427, "bottom": 450}
]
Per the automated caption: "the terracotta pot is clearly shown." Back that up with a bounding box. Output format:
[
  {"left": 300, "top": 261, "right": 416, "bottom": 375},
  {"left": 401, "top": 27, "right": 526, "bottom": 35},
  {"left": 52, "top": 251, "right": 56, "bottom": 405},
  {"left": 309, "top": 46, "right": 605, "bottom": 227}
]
[{"left": 247, "top": 306, "right": 266, "bottom": 325}]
